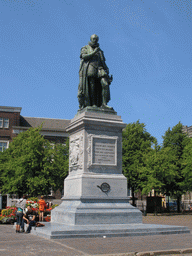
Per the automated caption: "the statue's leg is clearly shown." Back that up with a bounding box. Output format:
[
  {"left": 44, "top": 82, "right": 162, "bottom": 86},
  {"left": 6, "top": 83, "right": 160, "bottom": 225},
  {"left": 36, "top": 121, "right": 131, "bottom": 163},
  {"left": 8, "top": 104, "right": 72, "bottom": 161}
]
[{"left": 89, "top": 77, "right": 97, "bottom": 107}]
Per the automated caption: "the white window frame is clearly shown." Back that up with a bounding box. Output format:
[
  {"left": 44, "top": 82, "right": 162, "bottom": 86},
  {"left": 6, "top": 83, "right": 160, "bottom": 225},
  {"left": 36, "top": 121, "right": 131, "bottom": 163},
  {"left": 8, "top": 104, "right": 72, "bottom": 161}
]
[
  {"left": 0, "top": 118, "right": 9, "bottom": 128},
  {"left": 0, "top": 140, "right": 9, "bottom": 152},
  {"left": 3, "top": 118, "right": 9, "bottom": 128},
  {"left": 0, "top": 118, "right": 3, "bottom": 128}
]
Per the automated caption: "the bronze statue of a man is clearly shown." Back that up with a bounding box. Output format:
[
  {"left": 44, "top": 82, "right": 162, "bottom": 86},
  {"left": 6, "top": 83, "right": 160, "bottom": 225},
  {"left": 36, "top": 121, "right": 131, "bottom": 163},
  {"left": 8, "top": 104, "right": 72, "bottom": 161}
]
[{"left": 78, "top": 34, "right": 113, "bottom": 110}]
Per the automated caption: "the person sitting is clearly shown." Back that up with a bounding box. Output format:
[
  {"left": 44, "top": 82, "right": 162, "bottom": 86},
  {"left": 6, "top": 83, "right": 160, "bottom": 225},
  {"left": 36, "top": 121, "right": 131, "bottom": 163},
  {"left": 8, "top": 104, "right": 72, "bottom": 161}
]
[
  {"left": 38, "top": 196, "right": 47, "bottom": 221},
  {"left": 23, "top": 205, "right": 37, "bottom": 233}
]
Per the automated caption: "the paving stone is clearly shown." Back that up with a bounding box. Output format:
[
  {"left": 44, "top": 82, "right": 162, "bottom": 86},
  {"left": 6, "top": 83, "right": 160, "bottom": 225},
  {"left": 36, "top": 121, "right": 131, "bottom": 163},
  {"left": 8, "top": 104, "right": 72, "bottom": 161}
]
[{"left": 1, "top": 214, "right": 192, "bottom": 256}]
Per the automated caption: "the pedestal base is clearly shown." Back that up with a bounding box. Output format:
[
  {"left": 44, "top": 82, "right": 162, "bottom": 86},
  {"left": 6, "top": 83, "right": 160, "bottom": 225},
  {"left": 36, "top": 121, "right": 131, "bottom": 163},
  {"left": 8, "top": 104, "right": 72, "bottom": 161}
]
[
  {"left": 51, "top": 197, "right": 142, "bottom": 225},
  {"left": 32, "top": 222, "right": 190, "bottom": 239}
]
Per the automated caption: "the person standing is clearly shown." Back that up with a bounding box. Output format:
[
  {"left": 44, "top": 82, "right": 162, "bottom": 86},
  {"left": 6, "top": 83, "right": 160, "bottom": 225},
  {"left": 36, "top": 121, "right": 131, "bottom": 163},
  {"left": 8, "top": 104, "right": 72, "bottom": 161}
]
[
  {"left": 15, "top": 195, "right": 27, "bottom": 233},
  {"left": 38, "top": 196, "right": 47, "bottom": 222}
]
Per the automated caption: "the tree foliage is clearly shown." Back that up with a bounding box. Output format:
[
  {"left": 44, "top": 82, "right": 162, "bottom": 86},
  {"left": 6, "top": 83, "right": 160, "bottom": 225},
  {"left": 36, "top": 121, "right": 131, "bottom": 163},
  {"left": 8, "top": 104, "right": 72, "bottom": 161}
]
[
  {"left": 182, "top": 138, "right": 192, "bottom": 192},
  {"left": 49, "top": 139, "right": 69, "bottom": 193},
  {"left": 122, "top": 120, "right": 156, "bottom": 204},
  {"left": 0, "top": 127, "right": 69, "bottom": 197},
  {"left": 161, "top": 121, "right": 190, "bottom": 211},
  {"left": 141, "top": 145, "right": 178, "bottom": 196}
]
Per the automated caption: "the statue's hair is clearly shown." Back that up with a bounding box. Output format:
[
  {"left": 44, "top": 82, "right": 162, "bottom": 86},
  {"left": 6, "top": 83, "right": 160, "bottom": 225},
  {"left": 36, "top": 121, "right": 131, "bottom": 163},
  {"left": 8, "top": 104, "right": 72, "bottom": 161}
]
[{"left": 90, "top": 34, "right": 99, "bottom": 42}]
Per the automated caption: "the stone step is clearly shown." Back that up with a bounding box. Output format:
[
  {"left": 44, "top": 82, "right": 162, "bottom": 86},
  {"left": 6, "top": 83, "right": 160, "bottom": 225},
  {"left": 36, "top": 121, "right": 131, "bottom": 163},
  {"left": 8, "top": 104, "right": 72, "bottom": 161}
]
[{"left": 31, "top": 223, "right": 190, "bottom": 239}]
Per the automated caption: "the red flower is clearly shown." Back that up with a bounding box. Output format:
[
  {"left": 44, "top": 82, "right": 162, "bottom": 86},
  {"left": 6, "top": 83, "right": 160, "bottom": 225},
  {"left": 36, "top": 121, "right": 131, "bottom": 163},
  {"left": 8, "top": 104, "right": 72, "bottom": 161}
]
[{"left": 45, "top": 216, "right": 51, "bottom": 222}]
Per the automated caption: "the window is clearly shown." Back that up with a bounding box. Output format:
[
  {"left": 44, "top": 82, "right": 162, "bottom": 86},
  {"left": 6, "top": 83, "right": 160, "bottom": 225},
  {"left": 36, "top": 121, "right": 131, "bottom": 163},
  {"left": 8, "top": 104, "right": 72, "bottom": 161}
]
[
  {"left": 0, "top": 141, "right": 8, "bottom": 152},
  {"left": 0, "top": 118, "right": 3, "bottom": 128},
  {"left": 0, "top": 118, "right": 9, "bottom": 128},
  {"left": 4, "top": 118, "right": 9, "bottom": 128}
]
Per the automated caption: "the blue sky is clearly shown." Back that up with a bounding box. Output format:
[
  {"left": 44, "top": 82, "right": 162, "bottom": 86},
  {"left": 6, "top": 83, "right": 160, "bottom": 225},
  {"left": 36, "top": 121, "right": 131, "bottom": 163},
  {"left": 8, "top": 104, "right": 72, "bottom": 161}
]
[{"left": 0, "top": 0, "right": 191, "bottom": 145}]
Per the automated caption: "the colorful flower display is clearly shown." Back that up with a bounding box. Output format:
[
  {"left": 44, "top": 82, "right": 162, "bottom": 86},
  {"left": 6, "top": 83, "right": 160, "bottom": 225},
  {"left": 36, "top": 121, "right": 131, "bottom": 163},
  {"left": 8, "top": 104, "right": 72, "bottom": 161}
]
[
  {"left": 0, "top": 206, "right": 17, "bottom": 224},
  {"left": 0, "top": 198, "right": 59, "bottom": 224}
]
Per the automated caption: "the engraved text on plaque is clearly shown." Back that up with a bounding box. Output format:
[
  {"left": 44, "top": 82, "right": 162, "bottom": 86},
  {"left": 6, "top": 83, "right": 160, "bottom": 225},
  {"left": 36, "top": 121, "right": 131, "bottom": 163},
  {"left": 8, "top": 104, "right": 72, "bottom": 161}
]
[{"left": 92, "top": 137, "right": 116, "bottom": 165}]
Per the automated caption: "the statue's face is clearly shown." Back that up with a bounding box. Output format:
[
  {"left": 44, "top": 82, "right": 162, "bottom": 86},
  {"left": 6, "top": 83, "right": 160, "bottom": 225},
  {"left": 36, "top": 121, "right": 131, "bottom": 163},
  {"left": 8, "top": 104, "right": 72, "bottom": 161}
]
[{"left": 90, "top": 34, "right": 99, "bottom": 44}]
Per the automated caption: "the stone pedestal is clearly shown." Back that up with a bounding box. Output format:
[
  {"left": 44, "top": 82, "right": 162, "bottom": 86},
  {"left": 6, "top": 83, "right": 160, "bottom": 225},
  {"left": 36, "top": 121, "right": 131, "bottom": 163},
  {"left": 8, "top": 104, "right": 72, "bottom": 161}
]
[
  {"left": 51, "top": 108, "right": 142, "bottom": 225},
  {"left": 33, "top": 108, "right": 190, "bottom": 239}
]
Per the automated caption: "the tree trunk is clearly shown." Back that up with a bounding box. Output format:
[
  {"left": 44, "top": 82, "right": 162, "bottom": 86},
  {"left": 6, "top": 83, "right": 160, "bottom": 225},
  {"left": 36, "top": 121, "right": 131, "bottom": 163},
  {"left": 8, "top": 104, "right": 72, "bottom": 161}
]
[
  {"left": 167, "top": 193, "right": 170, "bottom": 213},
  {"left": 154, "top": 191, "right": 157, "bottom": 216},
  {"left": 132, "top": 188, "right": 136, "bottom": 207},
  {"left": 177, "top": 195, "right": 181, "bottom": 213},
  {"left": 18, "top": 193, "right": 22, "bottom": 199}
]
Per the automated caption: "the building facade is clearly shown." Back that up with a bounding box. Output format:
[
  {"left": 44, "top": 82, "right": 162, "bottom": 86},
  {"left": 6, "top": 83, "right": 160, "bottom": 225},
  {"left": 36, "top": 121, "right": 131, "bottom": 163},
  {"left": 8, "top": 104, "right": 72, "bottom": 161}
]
[
  {"left": 182, "top": 125, "right": 192, "bottom": 138},
  {"left": 0, "top": 106, "right": 70, "bottom": 209}
]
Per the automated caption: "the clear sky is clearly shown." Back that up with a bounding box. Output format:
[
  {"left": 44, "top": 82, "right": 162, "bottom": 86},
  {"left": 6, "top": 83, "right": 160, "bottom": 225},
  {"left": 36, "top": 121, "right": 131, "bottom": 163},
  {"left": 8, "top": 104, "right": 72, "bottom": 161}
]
[{"left": 1, "top": 0, "right": 191, "bottom": 145}]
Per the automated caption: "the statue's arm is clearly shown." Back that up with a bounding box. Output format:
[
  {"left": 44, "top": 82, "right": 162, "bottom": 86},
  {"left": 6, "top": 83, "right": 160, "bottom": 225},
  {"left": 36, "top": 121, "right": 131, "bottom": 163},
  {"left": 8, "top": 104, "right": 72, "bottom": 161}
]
[{"left": 81, "top": 46, "right": 100, "bottom": 61}]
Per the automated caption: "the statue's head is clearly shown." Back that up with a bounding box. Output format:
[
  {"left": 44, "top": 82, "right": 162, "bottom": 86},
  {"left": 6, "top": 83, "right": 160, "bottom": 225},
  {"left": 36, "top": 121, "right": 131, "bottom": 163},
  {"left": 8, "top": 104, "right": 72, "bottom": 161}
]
[{"left": 90, "top": 34, "right": 99, "bottom": 44}]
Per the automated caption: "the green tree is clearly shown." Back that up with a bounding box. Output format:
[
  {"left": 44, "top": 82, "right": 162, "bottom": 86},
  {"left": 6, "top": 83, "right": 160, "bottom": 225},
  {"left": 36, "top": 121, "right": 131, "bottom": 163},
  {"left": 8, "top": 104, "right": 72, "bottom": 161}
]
[
  {"left": 0, "top": 126, "right": 68, "bottom": 197},
  {"left": 49, "top": 139, "right": 69, "bottom": 193},
  {"left": 122, "top": 120, "right": 156, "bottom": 206},
  {"left": 141, "top": 144, "right": 163, "bottom": 196},
  {"left": 182, "top": 138, "right": 192, "bottom": 192},
  {"left": 162, "top": 121, "right": 190, "bottom": 212},
  {"left": 141, "top": 145, "right": 178, "bottom": 212},
  {"left": 0, "top": 150, "right": 7, "bottom": 192}
]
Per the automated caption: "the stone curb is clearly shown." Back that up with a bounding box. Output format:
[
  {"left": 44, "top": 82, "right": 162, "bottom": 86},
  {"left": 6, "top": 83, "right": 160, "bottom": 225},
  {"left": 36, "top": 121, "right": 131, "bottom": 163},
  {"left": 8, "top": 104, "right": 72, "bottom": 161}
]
[
  {"left": 135, "top": 248, "right": 192, "bottom": 256},
  {"left": 180, "top": 249, "right": 192, "bottom": 254},
  {"left": 95, "top": 248, "right": 192, "bottom": 256}
]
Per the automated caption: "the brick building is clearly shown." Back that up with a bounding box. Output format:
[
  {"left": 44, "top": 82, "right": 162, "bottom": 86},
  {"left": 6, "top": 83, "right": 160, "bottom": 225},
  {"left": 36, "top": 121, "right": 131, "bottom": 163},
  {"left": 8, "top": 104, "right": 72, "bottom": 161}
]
[
  {"left": 0, "top": 106, "right": 70, "bottom": 149},
  {"left": 0, "top": 106, "right": 21, "bottom": 152},
  {"left": 0, "top": 106, "right": 70, "bottom": 209}
]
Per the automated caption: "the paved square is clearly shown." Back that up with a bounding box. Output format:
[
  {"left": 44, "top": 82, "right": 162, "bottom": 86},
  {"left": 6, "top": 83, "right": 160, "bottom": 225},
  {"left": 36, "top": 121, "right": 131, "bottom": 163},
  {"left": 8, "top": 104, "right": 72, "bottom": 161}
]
[{"left": 0, "top": 214, "right": 192, "bottom": 256}]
